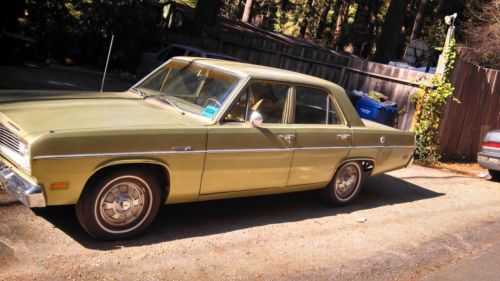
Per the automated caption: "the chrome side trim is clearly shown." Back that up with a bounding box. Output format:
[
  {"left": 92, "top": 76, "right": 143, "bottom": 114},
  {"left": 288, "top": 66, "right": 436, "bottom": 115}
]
[
  {"left": 351, "top": 145, "right": 414, "bottom": 149},
  {"left": 33, "top": 150, "right": 206, "bottom": 160},
  {"left": 33, "top": 148, "right": 291, "bottom": 159},
  {"left": 206, "top": 147, "right": 292, "bottom": 153},
  {"left": 294, "top": 146, "right": 345, "bottom": 151},
  {"left": 33, "top": 145, "right": 415, "bottom": 160}
]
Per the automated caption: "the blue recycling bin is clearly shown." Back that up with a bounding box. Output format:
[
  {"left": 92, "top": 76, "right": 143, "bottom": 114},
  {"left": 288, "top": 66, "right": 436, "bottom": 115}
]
[{"left": 355, "top": 97, "right": 397, "bottom": 125}]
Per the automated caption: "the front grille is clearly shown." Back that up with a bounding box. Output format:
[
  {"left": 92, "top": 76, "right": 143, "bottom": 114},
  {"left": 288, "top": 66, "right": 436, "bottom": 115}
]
[{"left": 0, "top": 125, "right": 21, "bottom": 153}]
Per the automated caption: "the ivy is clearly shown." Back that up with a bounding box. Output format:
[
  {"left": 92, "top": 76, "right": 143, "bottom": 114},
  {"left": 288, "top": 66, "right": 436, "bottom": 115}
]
[{"left": 412, "top": 38, "right": 459, "bottom": 165}]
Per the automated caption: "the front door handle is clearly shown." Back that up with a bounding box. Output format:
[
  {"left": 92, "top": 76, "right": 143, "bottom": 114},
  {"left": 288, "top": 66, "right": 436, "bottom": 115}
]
[
  {"left": 337, "top": 134, "right": 351, "bottom": 141},
  {"left": 172, "top": 145, "right": 192, "bottom": 151}
]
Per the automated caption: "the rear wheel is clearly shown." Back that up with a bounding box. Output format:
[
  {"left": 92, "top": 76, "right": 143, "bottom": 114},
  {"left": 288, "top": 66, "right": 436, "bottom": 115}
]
[
  {"left": 76, "top": 168, "right": 161, "bottom": 240},
  {"left": 321, "top": 161, "right": 364, "bottom": 206},
  {"left": 489, "top": 169, "right": 500, "bottom": 181}
]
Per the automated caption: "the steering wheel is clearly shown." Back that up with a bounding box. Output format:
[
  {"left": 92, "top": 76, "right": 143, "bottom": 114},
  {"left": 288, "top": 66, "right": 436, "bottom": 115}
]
[{"left": 204, "top": 97, "right": 222, "bottom": 107}]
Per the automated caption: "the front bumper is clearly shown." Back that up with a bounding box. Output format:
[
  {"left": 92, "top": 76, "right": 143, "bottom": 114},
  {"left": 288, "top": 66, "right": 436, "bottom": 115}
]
[
  {"left": 0, "top": 165, "right": 46, "bottom": 207},
  {"left": 477, "top": 153, "right": 500, "bottom": 171}
]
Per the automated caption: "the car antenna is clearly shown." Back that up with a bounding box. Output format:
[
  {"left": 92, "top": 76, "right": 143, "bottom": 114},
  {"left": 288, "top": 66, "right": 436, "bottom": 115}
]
[{"left": 100, "top": 33, "right": 115, "bottom": 93}]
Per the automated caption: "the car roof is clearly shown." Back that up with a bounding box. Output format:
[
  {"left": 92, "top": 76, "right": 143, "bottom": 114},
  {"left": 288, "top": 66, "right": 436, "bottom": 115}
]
[
  {"left": 173, "top": 56, "right": 340, "bottom": 90},
  {"left": 167, "top": 44, "right": 242, "bottom": 61}
]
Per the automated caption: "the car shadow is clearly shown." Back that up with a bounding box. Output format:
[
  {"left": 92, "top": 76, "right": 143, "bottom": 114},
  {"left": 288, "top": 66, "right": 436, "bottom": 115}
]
[{"left": 33, "top": 174, "right": 444, "bottom": 250}]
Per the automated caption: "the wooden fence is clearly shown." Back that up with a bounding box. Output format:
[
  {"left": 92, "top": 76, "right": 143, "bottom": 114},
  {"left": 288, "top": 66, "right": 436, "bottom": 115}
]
[
  {"left": 439, "top": 60, "right": 500, "bottom": 161},
  {"left": 167, "top": 30, "right": 433, "bottom": 130}
]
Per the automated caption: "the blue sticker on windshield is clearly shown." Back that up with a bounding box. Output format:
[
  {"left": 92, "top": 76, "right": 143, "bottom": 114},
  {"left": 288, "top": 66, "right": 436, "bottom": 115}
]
[{"left": 202, "top": 105, "right": 219, "bottom": 118}]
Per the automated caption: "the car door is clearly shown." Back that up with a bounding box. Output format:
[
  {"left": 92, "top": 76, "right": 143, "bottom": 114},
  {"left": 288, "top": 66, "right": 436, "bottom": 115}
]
[
  {"left": 287, "top": 85, "right": 352, "bottom": 186},
  {"left": 200, "top": 81, "right": 295, "bottom": 194}
]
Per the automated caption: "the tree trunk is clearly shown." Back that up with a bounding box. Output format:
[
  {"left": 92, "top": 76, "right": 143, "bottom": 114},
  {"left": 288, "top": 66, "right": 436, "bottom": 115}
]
[
  {"left": 373, "top": 0, "right": 410, "bottom": 63},
  {"left": 410, "top": 0, "right": 426, "bottom": 41},
  {"left": 354, "top": 0, "right": 369, "bottom": 24},
  {"left": 360, "top": 0, "right": 383, "bottom": 57},
  {"left": 299, "top": 0, "right": 314, "bottom": 38},
  {"left": 332, "top": 0, "right": 350, "bottom": 47},
  {"left": 327, "top": 0, "right": 343, "bottom": 44},
  {"left": 316, "top": 0, "right": 333, "bottom": 39},
  {"left": 241, "top": 0, "right": 253, "bottom": 23},
  {"left": 193, "top": 0, "right": 221, "bottom": 36},
  {"left": 352, "top": 0, "right": 370, "bottom": 53},
  {"left": 233, "top": 0, "right": 243, "bottom": 19},
  {"left": 281, "top": 0, "right": 290, "bottom": 10}
]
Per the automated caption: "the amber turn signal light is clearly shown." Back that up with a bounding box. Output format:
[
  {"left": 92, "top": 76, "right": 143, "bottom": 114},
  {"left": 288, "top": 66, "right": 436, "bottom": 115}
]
[{"left": 50, "top": 182, "right": 69, "bottom": 190}]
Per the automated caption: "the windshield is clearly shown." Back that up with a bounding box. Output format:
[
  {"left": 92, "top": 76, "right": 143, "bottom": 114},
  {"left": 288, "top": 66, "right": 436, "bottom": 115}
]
[{"left": 135, "top": 60, "right": 241, "bottom": 119}]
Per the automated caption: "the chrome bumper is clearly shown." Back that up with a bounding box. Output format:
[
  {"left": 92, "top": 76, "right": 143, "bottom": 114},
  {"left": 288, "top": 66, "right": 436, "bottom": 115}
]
[
  {"left": 0, "top": 166, "right": 46, "bottom": 207},
  {"left": 478, "top": 153, "right": 500, "bottom": 171}
]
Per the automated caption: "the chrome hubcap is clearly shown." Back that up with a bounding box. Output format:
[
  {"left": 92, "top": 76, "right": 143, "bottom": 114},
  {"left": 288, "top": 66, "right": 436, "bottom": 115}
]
[
  {"left": 99, "top": 182, "right": 145, "bottom": 226},
  {"left": 335, "top": 165, "right": 360, "bottom": 199}
]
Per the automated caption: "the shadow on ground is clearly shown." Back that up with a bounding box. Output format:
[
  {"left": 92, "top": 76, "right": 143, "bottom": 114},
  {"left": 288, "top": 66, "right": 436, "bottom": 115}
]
[
  {"left": 32, "top": 174, "right": 444, "bottom": 250},
  {"left": 35, "top": 175, "right": 444, "bottom": 250}
]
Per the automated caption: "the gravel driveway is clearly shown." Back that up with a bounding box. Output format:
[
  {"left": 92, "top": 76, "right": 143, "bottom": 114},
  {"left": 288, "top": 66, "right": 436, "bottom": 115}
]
[{"left": 1, "top": 165, "right": 499, "bottom": 280}]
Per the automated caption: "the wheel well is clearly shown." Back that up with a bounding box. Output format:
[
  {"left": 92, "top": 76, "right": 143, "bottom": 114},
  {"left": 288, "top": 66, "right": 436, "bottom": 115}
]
[
  {"left": 360, "top": 160, "right": 375, "bottom": 175},
  {"left": 84, "top": 163, "right": 170, "bottom": 200}
]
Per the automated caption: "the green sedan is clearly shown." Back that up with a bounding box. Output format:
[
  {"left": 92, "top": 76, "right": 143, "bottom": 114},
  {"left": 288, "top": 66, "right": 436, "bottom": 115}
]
[{"left": 0, "top": 57, "right": 415, "bottom": 239}]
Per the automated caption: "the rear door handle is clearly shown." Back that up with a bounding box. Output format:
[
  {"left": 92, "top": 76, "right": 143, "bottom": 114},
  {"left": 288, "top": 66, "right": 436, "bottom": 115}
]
[
  {"left": 278, "top": 134, "right": 296, "bottom": 143},
  {"left": 337, "top": 134, "right": 351, "bottom": 140}
]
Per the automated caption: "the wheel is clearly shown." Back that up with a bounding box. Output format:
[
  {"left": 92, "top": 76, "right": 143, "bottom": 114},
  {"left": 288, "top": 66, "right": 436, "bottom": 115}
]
[
  {"left": 76, "top": 168, "right": 161, "bottom": 240},
  {"left": 321, "top": 161, "right": 364, "bottom": 206},
  {"left": 489, "top": 169, "right": 500, "bottom": 181}
]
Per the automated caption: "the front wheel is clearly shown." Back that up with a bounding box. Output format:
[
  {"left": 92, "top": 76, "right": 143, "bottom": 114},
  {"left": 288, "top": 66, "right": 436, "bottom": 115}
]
[
  {"left": 76, "top": 169, "right": 161, "bottom": 240},
  {"left": 321, "top": 161, "right": 364, "bottom": 206}
]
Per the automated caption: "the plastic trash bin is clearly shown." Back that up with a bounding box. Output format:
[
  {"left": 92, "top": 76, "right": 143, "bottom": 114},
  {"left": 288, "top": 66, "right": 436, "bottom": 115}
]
[{"left": 355, "top": 97, "right": 398, "bottom": 125}]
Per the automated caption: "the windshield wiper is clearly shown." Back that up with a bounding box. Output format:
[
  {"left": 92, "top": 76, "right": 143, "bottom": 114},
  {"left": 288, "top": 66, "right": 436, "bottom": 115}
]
[
  {"left": 160, "top": 96, "right": 186, "bottom": 115},
  {"left": 131, "top": 87, "right": 146, "bottom": 99},
  {"left": 132, "top": 87, "right": 185, "bottom": 115}
]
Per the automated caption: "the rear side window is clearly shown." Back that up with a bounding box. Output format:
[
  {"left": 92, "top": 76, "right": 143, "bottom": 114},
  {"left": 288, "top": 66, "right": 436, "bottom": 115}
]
[{"left": 294, "top": 86, "right": 340, "bottom": 125}]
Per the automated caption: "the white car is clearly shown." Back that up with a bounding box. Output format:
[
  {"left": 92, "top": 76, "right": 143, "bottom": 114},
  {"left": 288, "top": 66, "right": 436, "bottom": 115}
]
[{"left": 477, "top": 130, "right": 500, "bottom": 180}]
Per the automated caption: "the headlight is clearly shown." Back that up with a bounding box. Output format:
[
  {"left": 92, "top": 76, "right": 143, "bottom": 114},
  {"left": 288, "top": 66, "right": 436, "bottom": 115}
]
[
  {"left": 19, "top": 142, "right": 28, "bottom": 155},
  {"left": 0, "top": 140, "right": 31, "bottom": 173},
  {"left": 18, "top": 142, "right": 31, "bottom": 173}
]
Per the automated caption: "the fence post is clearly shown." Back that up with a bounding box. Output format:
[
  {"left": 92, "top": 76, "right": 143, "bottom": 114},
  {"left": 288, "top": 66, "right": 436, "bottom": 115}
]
[
  {"left": 274, "top": 52, "right": 281, "bottom": 68},
  {"left": 218, "top": 34, "right": 224, "bottom": 51},
  {"left": 338, "top": 66, "right": 347, "bottom": 87}
]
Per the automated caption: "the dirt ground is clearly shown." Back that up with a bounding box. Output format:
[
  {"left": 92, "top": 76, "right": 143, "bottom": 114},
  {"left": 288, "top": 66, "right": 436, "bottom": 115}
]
[{"left": 1, "top": 165, "right": 499, "bottom": 280}]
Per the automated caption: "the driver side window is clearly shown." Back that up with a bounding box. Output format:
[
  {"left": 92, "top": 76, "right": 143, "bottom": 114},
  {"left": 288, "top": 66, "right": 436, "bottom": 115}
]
[{"left": 224, "top": 82, "right": 289, "bottom": 123}]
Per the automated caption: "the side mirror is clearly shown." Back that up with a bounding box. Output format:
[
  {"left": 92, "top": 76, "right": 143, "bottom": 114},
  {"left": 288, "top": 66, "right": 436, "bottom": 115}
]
[{"left": 249, "top": 111, "right": 263, "bottom": 127}]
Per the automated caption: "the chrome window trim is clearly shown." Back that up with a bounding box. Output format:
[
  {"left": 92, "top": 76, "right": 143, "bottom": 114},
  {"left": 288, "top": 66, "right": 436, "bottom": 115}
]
[{"left": 33, "top": 145, "right": 414, "bottom": 160}]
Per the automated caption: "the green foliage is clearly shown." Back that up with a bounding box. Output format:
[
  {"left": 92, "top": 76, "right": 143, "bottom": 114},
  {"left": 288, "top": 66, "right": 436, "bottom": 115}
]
[
  {"left": 413, "top": 38, "right": 459, "bottom": 165},
  {"left": 23, "top": 0, "right": 162, "bottom": 71}
]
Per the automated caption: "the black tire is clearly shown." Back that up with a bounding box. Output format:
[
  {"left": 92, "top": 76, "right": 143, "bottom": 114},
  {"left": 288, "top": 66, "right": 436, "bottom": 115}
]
[
  {"left": 321, "top": 161, "right": 364, "bottom": 206},
  {"left": 76, "top": 168, "right": 161, "bottom": 240},
  {"left": 489, "top": 169, "right": 500, "bottom": 181}
]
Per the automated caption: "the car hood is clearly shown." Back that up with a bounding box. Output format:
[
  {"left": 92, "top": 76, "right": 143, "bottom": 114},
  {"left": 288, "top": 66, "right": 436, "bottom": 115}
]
[{"left": 0, "top": 90, "right": 207, "bottom": 137}]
